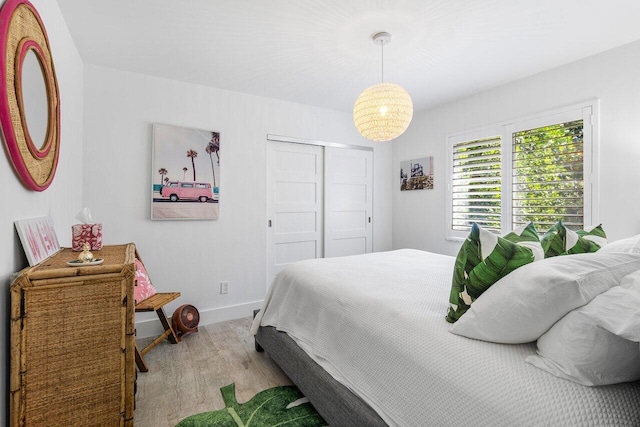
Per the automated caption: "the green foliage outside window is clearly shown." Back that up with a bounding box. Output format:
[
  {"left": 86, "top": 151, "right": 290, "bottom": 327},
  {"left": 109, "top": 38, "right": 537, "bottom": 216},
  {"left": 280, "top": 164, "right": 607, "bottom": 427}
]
[{"left": 512, "top": 120, "right": 584, "bottom": 231}]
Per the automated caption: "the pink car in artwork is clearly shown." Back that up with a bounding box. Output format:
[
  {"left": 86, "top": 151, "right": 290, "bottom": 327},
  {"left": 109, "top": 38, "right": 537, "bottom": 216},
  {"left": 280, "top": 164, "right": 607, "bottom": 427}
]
[{"left": 161, "top": 181, "right": 213, "bottom": 202}]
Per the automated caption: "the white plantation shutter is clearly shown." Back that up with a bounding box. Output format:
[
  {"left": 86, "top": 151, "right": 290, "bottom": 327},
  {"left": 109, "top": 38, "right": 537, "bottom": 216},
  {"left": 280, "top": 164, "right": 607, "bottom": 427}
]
[
  {"left": 512, "top": 120, "right": 585, "bottom": 231},
  {"left": 447, "top": 102, "right": 596, "bottom": 240},
  {"left": 451, "top": 136, "right": 502, "bottom": 233}
]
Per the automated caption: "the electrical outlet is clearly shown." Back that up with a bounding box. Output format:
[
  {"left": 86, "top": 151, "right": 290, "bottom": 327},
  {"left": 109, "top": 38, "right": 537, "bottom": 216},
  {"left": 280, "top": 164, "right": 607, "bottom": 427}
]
[{"left": 220, "top": 281, "right": 229, "bottom": 294}]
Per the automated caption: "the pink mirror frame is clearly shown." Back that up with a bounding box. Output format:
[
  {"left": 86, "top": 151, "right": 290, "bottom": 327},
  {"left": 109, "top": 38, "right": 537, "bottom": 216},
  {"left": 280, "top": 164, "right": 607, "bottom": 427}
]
[{"left": 0, "top": 0, "right": 60, "bottom": 191}]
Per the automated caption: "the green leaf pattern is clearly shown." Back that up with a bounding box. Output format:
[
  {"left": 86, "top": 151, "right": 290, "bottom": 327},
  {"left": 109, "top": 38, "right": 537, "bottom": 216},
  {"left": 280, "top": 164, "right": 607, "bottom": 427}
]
[
  {"left": 177, "top": 383, "right": 326, "bottom": 427},
  {"left": 503, "top": 222, "right": 539, "bottom": 244},
  {"left": 447, "top": 223, "right": 537, "bottom": 323},
  {"left": 541, "top": 221, "right": 603, "bottom": 258}
]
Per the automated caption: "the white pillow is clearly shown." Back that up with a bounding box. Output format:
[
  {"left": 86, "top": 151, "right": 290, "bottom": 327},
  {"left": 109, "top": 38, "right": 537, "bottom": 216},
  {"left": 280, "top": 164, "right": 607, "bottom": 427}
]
[
  {"left": 598, "top": 234, "right": 640, "bottom": 254},
  {"left": 449, "top": 252, "right": 640, "bottom": 343},
  {"left": 606, "top": 270, "right": 640, "bottom": 340},
  {"left": 525, "top": 274, "right": 640, "bottom": 385}
]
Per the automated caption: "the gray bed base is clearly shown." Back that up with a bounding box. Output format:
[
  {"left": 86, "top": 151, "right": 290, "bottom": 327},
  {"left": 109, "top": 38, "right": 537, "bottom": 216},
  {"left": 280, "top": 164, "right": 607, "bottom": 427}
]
[{"left": 255, "top": 325, "right": 388, "bottom": 427}]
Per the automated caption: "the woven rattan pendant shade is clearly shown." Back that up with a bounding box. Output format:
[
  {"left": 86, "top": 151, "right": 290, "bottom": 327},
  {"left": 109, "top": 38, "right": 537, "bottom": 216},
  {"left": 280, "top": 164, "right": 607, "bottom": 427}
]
[
  {"left": 353, "top": 32, "right": 413, "bottom": 142},
  {"left": 353, "top": 82, "right": 413, "bottom": 142}
]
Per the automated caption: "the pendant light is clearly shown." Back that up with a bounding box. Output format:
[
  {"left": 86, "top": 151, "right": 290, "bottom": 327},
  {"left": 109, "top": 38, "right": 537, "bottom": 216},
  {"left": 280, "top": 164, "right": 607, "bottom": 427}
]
[{"left": 353, "top": 32, "right": 413, "bottom": 142}]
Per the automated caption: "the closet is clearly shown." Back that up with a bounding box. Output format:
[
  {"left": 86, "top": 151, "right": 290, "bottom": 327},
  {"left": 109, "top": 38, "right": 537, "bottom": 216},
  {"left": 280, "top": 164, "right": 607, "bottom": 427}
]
[{"left": 266, "top": 136, "right": 373, "bottom": 285}]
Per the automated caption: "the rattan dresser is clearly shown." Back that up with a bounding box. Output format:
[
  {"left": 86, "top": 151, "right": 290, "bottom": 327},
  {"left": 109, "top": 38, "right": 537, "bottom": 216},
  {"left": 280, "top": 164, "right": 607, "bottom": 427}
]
[{"left": 10, "top": 244, "right": 136, "bottom": 426}]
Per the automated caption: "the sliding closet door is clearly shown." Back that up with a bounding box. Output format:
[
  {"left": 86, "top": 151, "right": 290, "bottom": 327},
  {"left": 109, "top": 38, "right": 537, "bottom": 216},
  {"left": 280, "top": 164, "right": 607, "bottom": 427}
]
[
  {"left": 266, "top": 141, "right": 324, "bottom": 287},
  {"left": 324, "top": 147, "right": 373, "bottom": 257}
]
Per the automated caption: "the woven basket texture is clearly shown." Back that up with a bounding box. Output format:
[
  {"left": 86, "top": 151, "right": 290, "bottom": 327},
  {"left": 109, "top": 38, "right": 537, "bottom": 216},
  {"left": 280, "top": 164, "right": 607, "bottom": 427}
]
[{"left": 11, "top": 244, "right": 135, "bottom": 426}]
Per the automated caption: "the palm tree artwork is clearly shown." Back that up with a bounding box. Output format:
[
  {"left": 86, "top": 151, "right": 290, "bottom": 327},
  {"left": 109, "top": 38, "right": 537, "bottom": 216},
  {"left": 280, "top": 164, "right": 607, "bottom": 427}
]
[
  {"left": 187, "top": 150, "right": 198, "bottom": 181},
  {"left": 206, "top": 132, "right": 220, "bottom": 187},
  {"left": 158, "top": 168, "right": 168, "bottom": 189},
  {"left": 152, "top": 123, "right": 221, "bottom": 220}
]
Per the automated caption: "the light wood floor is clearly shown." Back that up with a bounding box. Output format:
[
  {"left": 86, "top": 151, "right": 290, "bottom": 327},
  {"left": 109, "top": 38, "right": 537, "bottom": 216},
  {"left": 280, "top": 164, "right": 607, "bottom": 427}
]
[{"left": 134, "top": 316, "right": 292, "bottom": 427}]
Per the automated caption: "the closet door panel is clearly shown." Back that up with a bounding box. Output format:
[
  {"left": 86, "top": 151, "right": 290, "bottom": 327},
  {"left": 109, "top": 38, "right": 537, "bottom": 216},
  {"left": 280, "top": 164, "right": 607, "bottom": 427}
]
[
  {"left": 266, "top": 141, "right": 324, "bottom": 287},
  {"left": 324, "top": 147, "right": 373, "bottom": 258}
]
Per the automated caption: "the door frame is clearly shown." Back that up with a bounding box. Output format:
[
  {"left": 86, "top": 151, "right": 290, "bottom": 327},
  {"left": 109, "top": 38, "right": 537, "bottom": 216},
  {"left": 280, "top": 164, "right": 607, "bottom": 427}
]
[{"left": 267, "top": 134, "right": 375, "bottom": 152}]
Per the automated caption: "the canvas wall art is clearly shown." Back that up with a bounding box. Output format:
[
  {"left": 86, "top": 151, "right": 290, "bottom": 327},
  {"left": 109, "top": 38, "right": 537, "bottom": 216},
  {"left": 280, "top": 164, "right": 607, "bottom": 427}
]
[
  {"left": 15, "top": 216, "right": 61, "bottom": 265},
  {"left": 400, "top": 156, "right": 434, "bottom": 191},
  {"left": 151, "top": 123, "right": 220, "bottom": 220}
]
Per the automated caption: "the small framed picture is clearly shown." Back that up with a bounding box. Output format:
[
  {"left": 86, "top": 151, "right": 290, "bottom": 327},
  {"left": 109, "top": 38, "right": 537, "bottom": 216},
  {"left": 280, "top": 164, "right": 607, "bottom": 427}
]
[
  {"left": 400, "top": 156, "right": 434, "bottom": 191},
  {"left": 151, "top": 123, "right": 221, "bottom": 220},
  {"left": 15, "top": 216, "right": 61, "bottom": 266}
]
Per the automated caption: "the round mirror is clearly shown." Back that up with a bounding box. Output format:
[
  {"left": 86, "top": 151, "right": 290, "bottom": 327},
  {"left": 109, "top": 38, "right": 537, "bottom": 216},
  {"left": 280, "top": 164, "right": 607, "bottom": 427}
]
[
  {"left": 21, "top": 49, "right": 49, "bottom": 150},
  {"left": 0, "top": 0, "right": 60, "bottom": 191}
]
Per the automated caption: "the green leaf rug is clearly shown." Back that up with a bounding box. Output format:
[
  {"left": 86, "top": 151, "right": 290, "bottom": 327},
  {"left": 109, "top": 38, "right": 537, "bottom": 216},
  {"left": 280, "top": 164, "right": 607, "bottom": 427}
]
[{"left": 176, "top": 383, "right": 326, "bottom": 427}]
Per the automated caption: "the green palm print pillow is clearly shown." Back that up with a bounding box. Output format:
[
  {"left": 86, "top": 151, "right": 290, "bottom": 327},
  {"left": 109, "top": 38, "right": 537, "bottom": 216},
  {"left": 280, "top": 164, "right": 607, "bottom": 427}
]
[
  {"left": 541, "top": 221, "right": 605, "bottom": 258},
  {"left": 577, "top": 224, "right": 607, "bottom": 247},
  {"left": 503, "top": 221, "right": 544, "bottom": 261},
  {"left": 447, "top": 222, "right": 538, "bottom": 323}
]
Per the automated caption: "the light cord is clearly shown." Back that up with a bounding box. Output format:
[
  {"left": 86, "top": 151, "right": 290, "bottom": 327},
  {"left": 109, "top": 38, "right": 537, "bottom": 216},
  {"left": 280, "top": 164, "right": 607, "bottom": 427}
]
[{"left": 381, "top": 40, "right": 385, "bottom": 83}]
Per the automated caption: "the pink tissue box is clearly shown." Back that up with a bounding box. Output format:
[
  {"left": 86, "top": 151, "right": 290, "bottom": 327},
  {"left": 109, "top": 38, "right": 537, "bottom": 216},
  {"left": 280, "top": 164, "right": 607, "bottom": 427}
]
[{"left": 72, "top": 224, "right": 103, "bottom": 251}]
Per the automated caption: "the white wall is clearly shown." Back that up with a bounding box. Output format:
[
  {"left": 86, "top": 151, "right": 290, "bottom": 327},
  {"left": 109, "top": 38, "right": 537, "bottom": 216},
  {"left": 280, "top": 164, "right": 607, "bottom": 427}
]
[
  {"left": 393, "top": 39, "right": 640, "bottom": 256},
  {"left": 82, "top": 65, "right": 393, "bottom": 336},
  {"left": 0, "top": 0, "right": 84, "bottom": 423}
]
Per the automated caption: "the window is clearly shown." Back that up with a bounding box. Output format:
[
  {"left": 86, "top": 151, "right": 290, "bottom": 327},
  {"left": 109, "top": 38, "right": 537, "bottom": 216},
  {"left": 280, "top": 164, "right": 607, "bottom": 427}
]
[
  {"left": 512, "top": 120, "right": 584, "bottom": 231},
  {"left": 447, "top": 102, "right": 597, "bottom": 239},
  {"left": 451, "top": 135, "right": 502, "bottom": 233}
]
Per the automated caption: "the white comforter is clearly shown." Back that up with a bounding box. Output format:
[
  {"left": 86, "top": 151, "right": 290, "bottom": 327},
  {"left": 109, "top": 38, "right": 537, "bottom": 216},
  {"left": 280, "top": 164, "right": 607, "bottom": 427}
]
[{"left": 251, "top": 249, "right": 640, "bottom": 426}]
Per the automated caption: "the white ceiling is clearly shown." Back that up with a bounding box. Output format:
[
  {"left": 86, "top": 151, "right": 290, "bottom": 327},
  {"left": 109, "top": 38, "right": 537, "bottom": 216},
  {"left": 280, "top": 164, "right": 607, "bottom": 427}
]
[{"left": 56, "top": 0, "right": 640, "bottom": 114}]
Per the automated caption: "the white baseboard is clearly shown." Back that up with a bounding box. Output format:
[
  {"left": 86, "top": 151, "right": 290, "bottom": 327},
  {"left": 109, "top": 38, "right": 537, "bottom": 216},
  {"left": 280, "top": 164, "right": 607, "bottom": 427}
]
[{"left": 135, "top": 300, "right": 264, "bottom": 339}]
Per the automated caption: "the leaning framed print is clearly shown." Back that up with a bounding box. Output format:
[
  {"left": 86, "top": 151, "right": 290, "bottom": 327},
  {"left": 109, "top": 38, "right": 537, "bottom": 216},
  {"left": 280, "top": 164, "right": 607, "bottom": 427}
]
[
  {"left": 15, "top": 216, "right": 60, "bottom": 265},
  {"left": 151, "top": 123, "right": 220, "bottom": 220}
]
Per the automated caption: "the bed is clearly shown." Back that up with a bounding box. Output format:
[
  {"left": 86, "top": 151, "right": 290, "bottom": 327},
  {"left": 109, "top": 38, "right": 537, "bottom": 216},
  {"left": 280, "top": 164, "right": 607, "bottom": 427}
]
[{"left": 250, "top": 249, "right": 640, "bottom": 426}]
